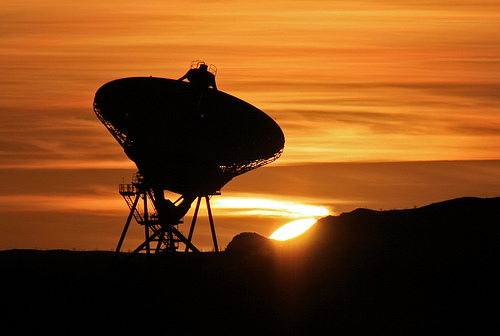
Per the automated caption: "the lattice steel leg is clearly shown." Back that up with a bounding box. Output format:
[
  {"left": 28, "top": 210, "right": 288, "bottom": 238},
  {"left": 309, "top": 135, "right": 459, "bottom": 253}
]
[
  {"left": 206, "top": 196, "right": 219, "bottom": 252},
  {"left": 114, "top": 192, "right": 140, "bottom": 263},
  {"left": 185, "top": 197, "right": 202, "bottom": 252}
]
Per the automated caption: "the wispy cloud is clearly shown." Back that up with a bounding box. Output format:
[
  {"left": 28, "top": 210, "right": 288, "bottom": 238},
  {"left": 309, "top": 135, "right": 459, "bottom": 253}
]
[{"left": 0, "top": 107, "right": 133, "bottom": 169}]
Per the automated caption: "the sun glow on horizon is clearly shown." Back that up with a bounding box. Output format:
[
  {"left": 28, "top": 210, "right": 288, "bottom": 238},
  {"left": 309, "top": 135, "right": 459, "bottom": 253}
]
[
  {"left": 212, "top": 197, "right": 329, "bottom": 242},
  {"left": 212, "top": 197, "right": 330, "bottom": 218},
  {"left": 269, "top": 218, "right": 318, "bottom": 241}
]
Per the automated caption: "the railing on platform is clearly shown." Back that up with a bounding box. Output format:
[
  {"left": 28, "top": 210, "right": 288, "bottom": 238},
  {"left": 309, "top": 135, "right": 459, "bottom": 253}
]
[{"left": 119, "top": 183, "right": 136, "bottom": 195}]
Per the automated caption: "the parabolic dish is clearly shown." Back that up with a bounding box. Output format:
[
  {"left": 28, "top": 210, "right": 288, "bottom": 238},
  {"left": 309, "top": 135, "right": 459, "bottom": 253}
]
[{"left": 94, "top": 77, "right": 285, "bottom": 195}]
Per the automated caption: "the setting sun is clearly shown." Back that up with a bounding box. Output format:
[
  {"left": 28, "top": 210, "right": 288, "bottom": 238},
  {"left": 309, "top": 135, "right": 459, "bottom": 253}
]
[{"left": 269, "top": 218, "right": 318, "bottom": 241}]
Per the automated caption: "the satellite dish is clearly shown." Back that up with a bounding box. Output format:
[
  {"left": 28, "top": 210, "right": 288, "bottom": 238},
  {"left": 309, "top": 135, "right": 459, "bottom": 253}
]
[
  {"left": 94, "top": 66, "right": 284, "bottom": 256},
  {"left": 94, "top": 76, "right": 284, "bottom": 195}
]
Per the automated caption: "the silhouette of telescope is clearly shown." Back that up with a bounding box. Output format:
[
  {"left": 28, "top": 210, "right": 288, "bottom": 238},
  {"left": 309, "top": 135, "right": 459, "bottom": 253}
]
[
  {"left": 94, "top": 70, "right": 284, "bottom": 255},
  {"left": 94, "top": 76, "right": 284, "bottom": 196}
]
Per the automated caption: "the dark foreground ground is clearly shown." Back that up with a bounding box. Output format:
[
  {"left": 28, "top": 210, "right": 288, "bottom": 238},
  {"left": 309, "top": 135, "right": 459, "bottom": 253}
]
[{"left": 1, "top": 197, "right": 498, "bottom": 335}]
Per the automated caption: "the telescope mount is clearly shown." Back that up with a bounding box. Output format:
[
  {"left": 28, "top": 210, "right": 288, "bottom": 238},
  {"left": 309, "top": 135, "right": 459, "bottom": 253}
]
[{"left": 114, "top": 172, "right": 219, "bottom": 260}]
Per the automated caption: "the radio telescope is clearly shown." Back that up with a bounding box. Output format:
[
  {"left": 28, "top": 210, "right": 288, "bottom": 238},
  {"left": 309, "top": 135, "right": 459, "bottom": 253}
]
[{"left": 94, "top": 62, "right": 285, "bottom": 257}]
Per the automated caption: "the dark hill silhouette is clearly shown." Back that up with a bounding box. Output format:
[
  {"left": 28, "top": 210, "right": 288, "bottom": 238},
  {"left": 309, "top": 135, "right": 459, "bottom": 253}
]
[
  {"left": 225, "top": 231, "right": 275, "bottom": 256},
  {"left": 263, "top": 196, "right": 500, "bottom": 334},
  {"left": 1, "top": 197, "right": 498, "bottom": 334},
  {"left": 288, "top": 196, "right": 498, "bottom": 256}
]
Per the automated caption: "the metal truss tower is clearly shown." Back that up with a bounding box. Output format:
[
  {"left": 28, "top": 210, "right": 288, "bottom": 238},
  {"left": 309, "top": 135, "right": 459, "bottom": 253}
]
[{"left": 114, "top": 172, "right": 219, "bottom": 260}]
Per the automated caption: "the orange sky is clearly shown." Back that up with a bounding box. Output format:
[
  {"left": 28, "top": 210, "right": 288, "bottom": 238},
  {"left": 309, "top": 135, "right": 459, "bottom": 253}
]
[{"left": 1, "top": 1, "right": 499, "bottom": 251}]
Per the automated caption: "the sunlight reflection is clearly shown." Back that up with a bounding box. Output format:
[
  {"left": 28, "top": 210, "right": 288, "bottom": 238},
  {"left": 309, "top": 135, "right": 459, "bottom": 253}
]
[{"left": 269, "top": 218, "right": 317, "bottom": 241}]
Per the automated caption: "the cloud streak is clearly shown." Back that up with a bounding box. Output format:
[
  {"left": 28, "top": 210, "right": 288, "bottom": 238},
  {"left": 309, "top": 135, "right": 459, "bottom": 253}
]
[{"left": 213, "top": 196, "right": 330, "bottom": 218}]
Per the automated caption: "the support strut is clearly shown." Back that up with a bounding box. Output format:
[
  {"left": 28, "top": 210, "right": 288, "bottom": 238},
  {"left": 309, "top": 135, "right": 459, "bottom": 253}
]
[
  {"left": 114, "top": 172, "right": 220, "bottom": 261},
  {"left": 184, "top": 196, "right": 219, "bottom": 252}
]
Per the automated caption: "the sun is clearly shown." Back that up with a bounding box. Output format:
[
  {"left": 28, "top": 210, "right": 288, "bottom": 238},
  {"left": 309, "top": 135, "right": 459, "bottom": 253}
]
[{"left": 269, "top": 218, "right": 318, "bottom": 241}]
